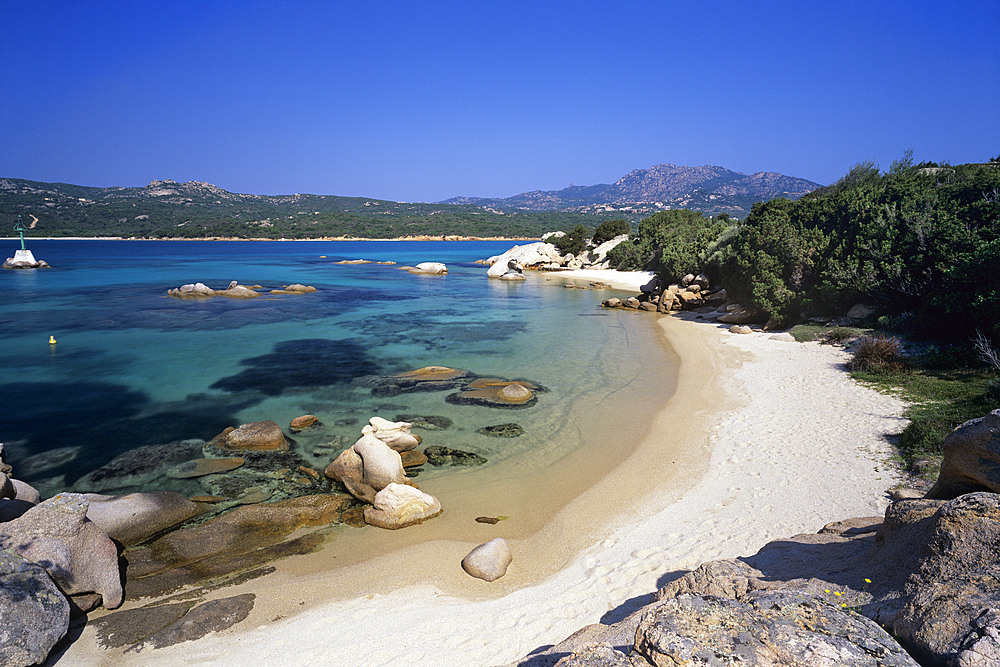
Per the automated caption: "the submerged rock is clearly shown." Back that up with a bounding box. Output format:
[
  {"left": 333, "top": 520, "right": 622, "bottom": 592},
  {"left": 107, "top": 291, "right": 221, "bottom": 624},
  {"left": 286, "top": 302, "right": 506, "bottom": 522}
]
[
  {"left": 166, "top": 457, "right": 245, "bottom": 479},
  {"left": 364, "top": 366, "right": 474, "bottom": 397},
  {"left": 73, "top": 440, "right": 203, "bottom": 493},
  {"left": 210, "top": 421, "right": 288, "bottom": 452},
  {"left": 477, "top": 423, "right": 524, "bottom": 438},
  {"left": 395, "top": 414, "right": 453, "bottom": 430},
  {"left": 289, "top": 414, "right": 321, "bottom": 433},
  {"left": 424, "top": 446, "right": 487, "bottom": 467}
]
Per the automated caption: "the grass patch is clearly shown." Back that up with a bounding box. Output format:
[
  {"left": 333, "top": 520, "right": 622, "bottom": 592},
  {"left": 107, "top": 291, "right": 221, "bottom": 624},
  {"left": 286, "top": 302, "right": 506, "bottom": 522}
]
[
  {"left": 851, "top": 366, "right": 1000, "bottom": 481},
  {"left": 788, "top": 324, "right": 869, "bottom": 344}
]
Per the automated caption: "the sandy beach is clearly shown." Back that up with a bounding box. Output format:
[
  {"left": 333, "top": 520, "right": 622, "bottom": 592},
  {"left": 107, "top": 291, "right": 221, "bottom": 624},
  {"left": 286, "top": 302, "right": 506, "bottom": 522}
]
[{"left": 53, "top": 279, "right": 907, "bottom": 667}]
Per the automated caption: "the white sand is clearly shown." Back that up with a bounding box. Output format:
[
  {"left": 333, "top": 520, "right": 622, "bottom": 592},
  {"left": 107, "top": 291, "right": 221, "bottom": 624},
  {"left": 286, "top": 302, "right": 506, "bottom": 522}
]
[
  {"left": 58, "top": 314, "right": 907, "bottom": 667},
  {"left": 541, "top": 268, "right": 656, "bottom": 291}
]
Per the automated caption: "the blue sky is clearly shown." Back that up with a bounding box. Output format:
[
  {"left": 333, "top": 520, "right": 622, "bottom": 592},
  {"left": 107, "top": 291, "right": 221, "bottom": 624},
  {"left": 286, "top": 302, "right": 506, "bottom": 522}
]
[{"left": 3, "top": 0, "right": 997, "bottom": 202}]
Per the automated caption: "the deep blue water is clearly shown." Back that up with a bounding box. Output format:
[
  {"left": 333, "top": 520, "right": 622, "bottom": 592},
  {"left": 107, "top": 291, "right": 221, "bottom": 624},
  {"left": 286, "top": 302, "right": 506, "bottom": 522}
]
[{"left": 0, "top": 239, "right": 670, "bottom": 498}]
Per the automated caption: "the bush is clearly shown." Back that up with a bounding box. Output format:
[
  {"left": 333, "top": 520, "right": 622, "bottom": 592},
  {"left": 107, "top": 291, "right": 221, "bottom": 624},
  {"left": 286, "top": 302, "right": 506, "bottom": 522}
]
[
  {"left": 848, "top": 335, "right": 905, "bottom": 372},
  {"left": 550, "top": 224, "right": 589, "bottom": 256},
  {"left": 605, "top": 239, "right": 643, "bottom": 271},
  {"left": 592, "top": 219, "right": 631, "bottom": 245}
]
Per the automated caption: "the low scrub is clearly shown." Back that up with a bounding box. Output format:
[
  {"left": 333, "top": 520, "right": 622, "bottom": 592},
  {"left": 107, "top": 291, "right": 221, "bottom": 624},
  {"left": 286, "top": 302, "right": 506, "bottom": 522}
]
[{"left": 848, "top": 335, "right": 905, "bottom": 373}]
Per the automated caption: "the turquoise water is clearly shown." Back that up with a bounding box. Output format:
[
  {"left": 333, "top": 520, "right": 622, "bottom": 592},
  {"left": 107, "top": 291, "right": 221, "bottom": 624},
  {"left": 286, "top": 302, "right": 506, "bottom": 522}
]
[{"left": 0, "top": 239, "right": 672, "bottom": 499}]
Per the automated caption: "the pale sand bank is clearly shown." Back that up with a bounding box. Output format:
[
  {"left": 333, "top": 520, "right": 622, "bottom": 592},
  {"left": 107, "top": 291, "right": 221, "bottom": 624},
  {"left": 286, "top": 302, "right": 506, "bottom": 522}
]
[{"left": 57, "top": 314, "right": 907, "bottom": 667}]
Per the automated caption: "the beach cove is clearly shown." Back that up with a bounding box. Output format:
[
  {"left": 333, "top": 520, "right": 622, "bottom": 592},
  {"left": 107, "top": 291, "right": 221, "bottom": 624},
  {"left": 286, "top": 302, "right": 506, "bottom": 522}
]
[{"left": 47, "top": 282, "right": 907, "bottom": 666}]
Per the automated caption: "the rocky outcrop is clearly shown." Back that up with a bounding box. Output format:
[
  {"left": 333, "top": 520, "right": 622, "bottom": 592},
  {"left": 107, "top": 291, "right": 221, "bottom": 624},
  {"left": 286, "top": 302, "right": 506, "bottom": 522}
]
[
  {"left": 362, "top": 416, "right": 421, "bottom": 452},
  {"left": 325, "top": 433, "right": 408, "bottom": 503},
  {"left": 167, "top": 281, "right": 317, "bottom": 298},
  {"left": 83, "top": 491, "right": 206, "bottom": 547},
  {"left": 124, "top": 494, "right": 352, "bottom": 599},
  {"left": 0, "top": 493, "right": 123, "bottom": 608},
  {"left": 926, "top": 408, "right": 1000, "bottom": 499},
  {"left": 0, "top": 547, "right": 70, "bottom": 667},
  {"left": 509, "top": 489, "right": 1000, "bottom": 667},
  {"left": 487, "top": 243, "right": 562, "bottom": 277},
  {"left": 462, "top": 538, "right": 512, "bottom": 582}
]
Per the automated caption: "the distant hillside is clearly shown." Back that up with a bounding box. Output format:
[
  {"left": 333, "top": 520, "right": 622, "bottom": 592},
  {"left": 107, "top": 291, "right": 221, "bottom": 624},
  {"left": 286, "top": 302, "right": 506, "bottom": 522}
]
[
  {"left": 443, "top": 164, "right": 822, "bottom": 216},
  {"left": 0, "top": 164, "right": 822, "bottom": 239},
  {"left": 0, "top": 178, "right": 611, "bottom": 239}
]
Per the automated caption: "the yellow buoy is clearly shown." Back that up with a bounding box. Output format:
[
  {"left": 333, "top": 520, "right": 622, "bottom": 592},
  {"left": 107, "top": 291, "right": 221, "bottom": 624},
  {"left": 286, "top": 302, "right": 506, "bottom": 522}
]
[{"left": 49, "top": 336, "right": 57, "bottom": 345}]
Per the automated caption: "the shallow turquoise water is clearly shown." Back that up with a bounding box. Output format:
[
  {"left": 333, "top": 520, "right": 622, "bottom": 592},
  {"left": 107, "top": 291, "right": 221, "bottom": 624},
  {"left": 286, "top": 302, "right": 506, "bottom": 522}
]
[{"left": 0, "top": 239, "right": 673, "bottom": 498}]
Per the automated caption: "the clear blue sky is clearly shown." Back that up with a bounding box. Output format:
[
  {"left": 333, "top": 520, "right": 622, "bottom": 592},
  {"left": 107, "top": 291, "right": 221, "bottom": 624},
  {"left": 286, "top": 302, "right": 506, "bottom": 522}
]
[{"left": 3, "top": 0, "right": 997, "bottom": 202}]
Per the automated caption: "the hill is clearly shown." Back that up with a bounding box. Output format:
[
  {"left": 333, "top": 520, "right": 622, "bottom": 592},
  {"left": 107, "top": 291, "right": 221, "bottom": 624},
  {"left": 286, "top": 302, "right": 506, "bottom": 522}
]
[
  {"left": 0, "top": 164, "right": 822, "bottom": 239},
  {"left": 442, "top": 164, "right": 821, "bottom": 216}
]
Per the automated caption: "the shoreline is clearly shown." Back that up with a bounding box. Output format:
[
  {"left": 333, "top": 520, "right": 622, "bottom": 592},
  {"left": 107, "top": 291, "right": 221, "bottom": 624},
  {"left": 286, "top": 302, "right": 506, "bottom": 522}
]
[
  {"left": 1, "top": 236, "right": 540, "bottom": 242},
  {"left": 53, "top": 311, "right": 906, "bottom": 667}
]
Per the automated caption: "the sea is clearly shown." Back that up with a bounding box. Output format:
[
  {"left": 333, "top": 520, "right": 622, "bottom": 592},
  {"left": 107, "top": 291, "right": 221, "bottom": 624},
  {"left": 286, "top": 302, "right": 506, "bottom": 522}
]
[{"left": 0, "top": 239, "right": 677, "bottom": 506}]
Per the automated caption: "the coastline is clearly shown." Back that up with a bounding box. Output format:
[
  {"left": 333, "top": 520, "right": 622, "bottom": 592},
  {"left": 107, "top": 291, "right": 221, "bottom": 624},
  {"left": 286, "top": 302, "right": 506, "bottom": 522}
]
[{"left": 54, "top": 308, "right": 907, "bottom": 666}]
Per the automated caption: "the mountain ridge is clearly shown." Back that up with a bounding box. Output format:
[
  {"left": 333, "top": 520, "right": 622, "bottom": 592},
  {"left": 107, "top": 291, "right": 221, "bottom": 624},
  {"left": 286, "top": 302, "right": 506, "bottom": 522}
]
[{"left": 441, "top": 163, "right": 822, "bottom": 214}]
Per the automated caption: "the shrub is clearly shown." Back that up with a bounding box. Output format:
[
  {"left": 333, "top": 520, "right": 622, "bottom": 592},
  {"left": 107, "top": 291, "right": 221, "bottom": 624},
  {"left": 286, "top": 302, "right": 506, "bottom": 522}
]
[
  {"left": 550, "top": 224, "right": 589, "bottom": 256},
  {"left": 848, "top": 335, "right": 905, "bottom": 372},
  {"left": 592, "top": 219, "right": 631, "bottom": 245},
  {"left": 822, "top": 327, "right": 854, "bottom": 345}
]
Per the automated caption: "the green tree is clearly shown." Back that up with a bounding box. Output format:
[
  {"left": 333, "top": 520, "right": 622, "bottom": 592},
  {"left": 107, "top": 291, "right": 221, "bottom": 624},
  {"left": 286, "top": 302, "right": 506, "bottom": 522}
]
[
  {"left": 592, "top": 219, "right": 631, "bottom": 245},
  {"left": 550, "top": 224, "right": 590, "bottom": 256}
]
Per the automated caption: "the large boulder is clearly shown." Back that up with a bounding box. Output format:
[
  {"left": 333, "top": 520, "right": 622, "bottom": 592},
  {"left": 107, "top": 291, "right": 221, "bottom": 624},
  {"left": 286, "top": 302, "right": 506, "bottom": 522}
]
[
  {"left": 871, "top": 493, "right": 1000, "bottom": 665},
  {"left": 325, "top": 434, "right": 407, "bottom": 503},
  {"left": 926, "top": 408, "right": 1000, "bottom": 499},
  {"left": 362, "top": 417, "right": 420, "bottom": 452},
  {"left": 83, "top": 491, "right": 207, "bottom": 547},
  {"left": 363, "top": 483, "right": 441, "bottom": 529},
  {"left": 0, "top": 547, "right": 70, "bottom": 667},
  {"left": 626, "top": 591, "right": 918, "bottom": 667},
  {"left": 487, "top": 242, "right": 561, "bottom": 277},
  {"left": 0, "top": 493, "right": 122, "bottom": 608},
  {"left": 407, "top": 262, "right": 448, "bottom": 275},
  {"left": 461, "top": 538, "right": 512, "bottom": 582}
]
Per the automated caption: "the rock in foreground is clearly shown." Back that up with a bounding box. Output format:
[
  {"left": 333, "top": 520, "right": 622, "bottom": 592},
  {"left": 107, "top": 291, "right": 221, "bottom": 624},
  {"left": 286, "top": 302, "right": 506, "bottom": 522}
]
[{"left": 462, "top": 538, "right": 512, "bottom": 582}]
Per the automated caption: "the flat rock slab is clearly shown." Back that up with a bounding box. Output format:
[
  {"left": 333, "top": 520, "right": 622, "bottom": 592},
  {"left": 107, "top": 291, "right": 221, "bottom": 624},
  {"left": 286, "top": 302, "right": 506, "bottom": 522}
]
[{"left": 94, "top": 594, "right": 255, "bottom": 652}]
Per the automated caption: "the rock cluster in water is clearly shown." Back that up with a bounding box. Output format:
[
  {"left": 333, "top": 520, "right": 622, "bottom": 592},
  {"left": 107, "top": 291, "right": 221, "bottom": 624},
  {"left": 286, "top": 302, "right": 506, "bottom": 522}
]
[
  {"left": 1, "top": 361, "right": 533, "bottom": 662},
  {"left": 167, "top": 280, "right": 317, "bottom": 298}
]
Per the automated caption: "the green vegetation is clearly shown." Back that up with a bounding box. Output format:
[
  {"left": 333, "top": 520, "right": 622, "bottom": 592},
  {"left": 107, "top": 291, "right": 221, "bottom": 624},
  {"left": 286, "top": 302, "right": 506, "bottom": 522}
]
[
  {"left": 604, "top": 209, "right": 733, "bottom": 281},
  {"left": 550, "top": 224, "right": 590, "bottom": 255},
  {"left": 591, "top": 218, "right": 631, "bottom": 245},
  {"left": 0, "top": 179, "right": 629, "bottom": 240}
]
